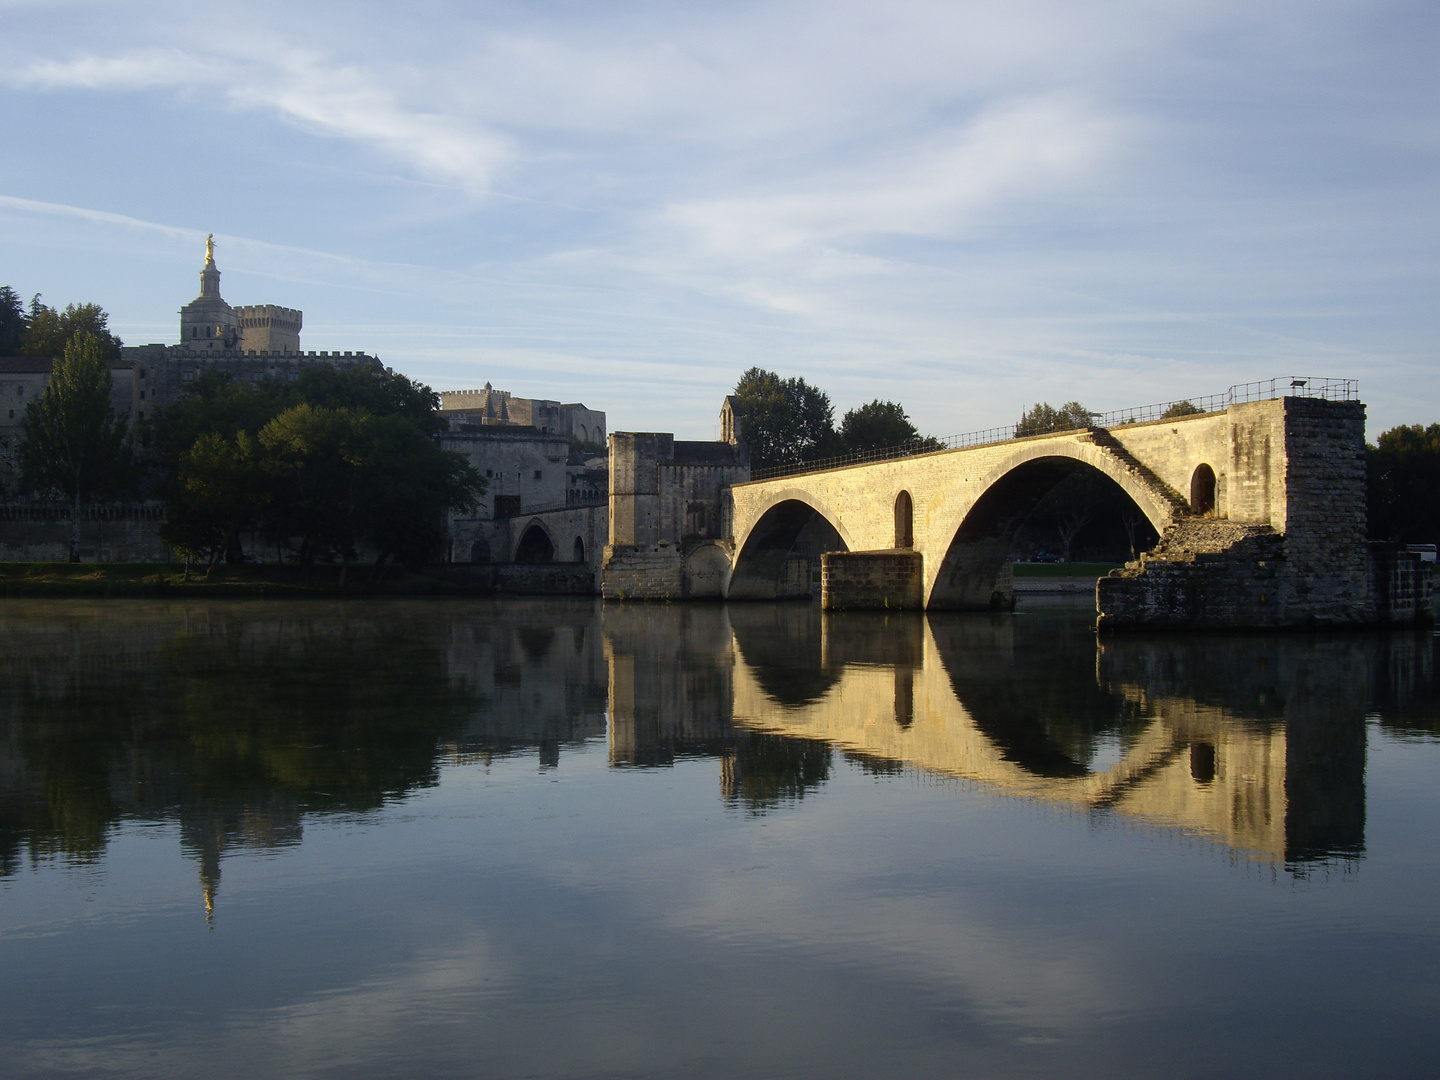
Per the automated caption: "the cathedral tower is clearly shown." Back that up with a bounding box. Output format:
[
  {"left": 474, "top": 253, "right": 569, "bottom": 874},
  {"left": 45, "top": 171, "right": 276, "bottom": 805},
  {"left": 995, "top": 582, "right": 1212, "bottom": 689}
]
[{"left": 179, "top": 234, "right": 239, "bottom": 351}]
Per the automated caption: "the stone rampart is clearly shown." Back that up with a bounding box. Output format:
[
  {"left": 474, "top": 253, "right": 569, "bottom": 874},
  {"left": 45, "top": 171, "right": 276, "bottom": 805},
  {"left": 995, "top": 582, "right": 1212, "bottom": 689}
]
[{"left": 0, "top": 503, "right": 168, "bottom": 562}]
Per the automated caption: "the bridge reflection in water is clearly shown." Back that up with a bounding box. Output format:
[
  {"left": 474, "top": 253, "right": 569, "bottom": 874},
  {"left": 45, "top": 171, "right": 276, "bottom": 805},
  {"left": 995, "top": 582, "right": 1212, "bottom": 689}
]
[{"left": 606, "top": 602, "right": 1389, "bottom": 866}]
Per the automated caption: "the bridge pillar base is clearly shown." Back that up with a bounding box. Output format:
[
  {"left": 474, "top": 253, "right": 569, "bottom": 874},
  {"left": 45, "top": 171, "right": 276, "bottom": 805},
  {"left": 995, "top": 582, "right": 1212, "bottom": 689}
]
[{"left": 821, "top": 550, "right": 923, "bottom": 611}]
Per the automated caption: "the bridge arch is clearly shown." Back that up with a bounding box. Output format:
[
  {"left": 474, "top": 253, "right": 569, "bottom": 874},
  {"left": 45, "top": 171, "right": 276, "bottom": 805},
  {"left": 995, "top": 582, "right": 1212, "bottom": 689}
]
[
  {"left": 894, "top": 490, "right": 914, "bottom": 549},
  {"left": 1190, "top": 463, "right": 1216, "bottom": 516},
  {"left": 729, "top": 491, "right": 853, "bottom": 600},
  {"left": 925, "top": 442, "right": 1179, "bottom": 609},
  {"left": 515, "top": 520, "right": 556, "bottom": 563}
]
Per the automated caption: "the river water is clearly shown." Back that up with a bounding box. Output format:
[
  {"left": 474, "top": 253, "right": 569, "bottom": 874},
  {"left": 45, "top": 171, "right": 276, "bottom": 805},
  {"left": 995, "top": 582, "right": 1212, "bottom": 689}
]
[{"left": 0, "top": 597, "right": 1436, "bottom": 1078}]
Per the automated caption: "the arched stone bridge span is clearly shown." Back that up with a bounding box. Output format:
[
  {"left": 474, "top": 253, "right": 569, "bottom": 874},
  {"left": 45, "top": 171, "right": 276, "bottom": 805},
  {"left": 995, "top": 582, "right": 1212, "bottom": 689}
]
[
  {"left": 726, "top": 396, "right": 1387, "bottom": 624},
  {"left": 728, "top": 417, "right": 1203, "bottom": 608}
]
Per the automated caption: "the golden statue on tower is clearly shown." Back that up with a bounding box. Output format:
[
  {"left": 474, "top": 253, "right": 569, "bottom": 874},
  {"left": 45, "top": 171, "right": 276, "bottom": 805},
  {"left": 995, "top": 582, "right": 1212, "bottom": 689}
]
[{"left": 205, "top": 233, "right": 215, "bottom": 265}]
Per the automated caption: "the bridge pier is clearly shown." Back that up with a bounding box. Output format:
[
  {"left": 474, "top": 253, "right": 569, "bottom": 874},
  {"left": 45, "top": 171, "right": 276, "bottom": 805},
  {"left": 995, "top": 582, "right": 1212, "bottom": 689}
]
[{"left": 820, "top": 550, "right": 924, "bottom": 611}]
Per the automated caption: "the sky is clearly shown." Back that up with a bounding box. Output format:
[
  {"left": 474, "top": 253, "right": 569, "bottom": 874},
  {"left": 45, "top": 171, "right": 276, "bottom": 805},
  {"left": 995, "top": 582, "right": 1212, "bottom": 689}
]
[{"left": 1, "top": 0, "right": 1436, "bottom": 440}]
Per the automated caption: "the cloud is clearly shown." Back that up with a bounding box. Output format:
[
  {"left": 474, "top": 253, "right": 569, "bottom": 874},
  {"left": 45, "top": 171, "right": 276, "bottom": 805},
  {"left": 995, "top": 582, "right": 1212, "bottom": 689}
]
[
  {"left": 1, "top": 44, "right": 513, "bottom": 195},
  {"left": 664, "top": 95, "right": 1124, "bottom": 259}
]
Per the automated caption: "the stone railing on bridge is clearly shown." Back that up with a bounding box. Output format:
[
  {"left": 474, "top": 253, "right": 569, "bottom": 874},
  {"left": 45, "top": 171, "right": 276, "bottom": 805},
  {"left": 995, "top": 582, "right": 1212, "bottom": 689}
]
[{"left": 748, "top": 375, "right": 1359, "bottom": 483}]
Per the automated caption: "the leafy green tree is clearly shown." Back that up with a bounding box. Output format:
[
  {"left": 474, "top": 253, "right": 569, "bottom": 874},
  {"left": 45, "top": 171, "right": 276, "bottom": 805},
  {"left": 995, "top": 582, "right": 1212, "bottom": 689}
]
[
  {"left": 18, "top": 332, "right": 133, "bottom": 561},
  {"left": 1015, "top": 401, "right": 1092, "bottom": 437},
  {"left": 146, "top": 370, "right": 287, "bottom": 467},
  {"left": 260, "top": 404, "right": 369, "bottom": 566},
  {"left": 21, "top": 298, "right": 123, "bottom": 362},
  {"left": 839, "top": 399, "right": 923, "bottom": 453},
  {"left": 160, "top": 431, "right": 269, "bottom": 571},
  {"left": 148, "top": 364, "right": 481, "bottom": 568},
  {"left": 0, "top": 286, "right": 27, "bottom": 354},
  {"left": 731, "top": 367, "right": 836, "bottom": 469},
  {"left": 356, "top": 413, "right": 484, "bottom": 573},
  {"left": 1368, "top": 423, "right": 1440, "bottom": 542},
  {"left": 291, "top": 363, "right": 443, "bottom": 436},
  {"left": 1162, "top": 400, "right": 1204, "bottom": 419}
]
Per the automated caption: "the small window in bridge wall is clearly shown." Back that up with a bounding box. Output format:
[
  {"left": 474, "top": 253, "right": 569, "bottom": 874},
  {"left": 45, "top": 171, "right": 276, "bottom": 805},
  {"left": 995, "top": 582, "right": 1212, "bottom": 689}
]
[
  {"left": 894, "top": 490, "right": 914, "bottom": 549},
  {"left": 1190, "top": 464, "right": 1216, "bottom": 516},
  {"left": 573, "top": 536, "right": 586, "bottom": 563}
]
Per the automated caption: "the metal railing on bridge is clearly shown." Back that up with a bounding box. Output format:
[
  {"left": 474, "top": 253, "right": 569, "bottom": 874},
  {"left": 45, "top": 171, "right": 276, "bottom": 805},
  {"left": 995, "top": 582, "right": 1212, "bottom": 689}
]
[{"left": 746, "top": 376, "right": 1358, "bottom": 482}]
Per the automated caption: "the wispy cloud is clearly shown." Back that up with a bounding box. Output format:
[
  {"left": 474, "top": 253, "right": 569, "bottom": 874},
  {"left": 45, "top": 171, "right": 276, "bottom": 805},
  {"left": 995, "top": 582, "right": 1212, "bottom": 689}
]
[{"left": 1, "top": 44, "right": 513, "bottom": 194}]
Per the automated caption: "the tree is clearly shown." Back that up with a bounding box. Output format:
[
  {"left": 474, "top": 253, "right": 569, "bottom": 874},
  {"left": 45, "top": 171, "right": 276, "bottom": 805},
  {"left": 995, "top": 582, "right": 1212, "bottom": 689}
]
[
  {"left": 839, "top": 399, "right": 922, "bottom": 453},
  {"left": 1368, "top": 423, "right": 1440, "bottom": 542},
  {"left": 355, "top": 413, "right": 484, "bottom": 573},
  {"left": 731, "top": 367, "right": 836, "bottom": 469},
  {"left": 1162, "top": 400, "right": 1204, "bottom": 419},
  {"left": 0, "top": 286, "right": 27, "bottom": 354},
  {"left": 160, "top": 431, "right": 269, "bottom": 573},
  {"left": 1015, "top": 401, "right": 1092, "bottom": 437},
  {"left": 259, "top": 404, "right": 370, "bottom": 567},
  {"left": 18, "top": 332, "right": 133, "bottom": 561},
  {"left": 291, "top": 363, "right": 443, "bottom": 436},
  {"left": 21, "top": 298, "right": 123, "bottom": 362}
]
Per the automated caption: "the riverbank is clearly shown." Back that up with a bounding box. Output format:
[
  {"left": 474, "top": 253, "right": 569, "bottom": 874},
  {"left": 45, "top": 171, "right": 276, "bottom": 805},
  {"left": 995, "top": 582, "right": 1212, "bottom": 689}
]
[
  {"left": 0, "top": 562, "right": 597, "bottom": 598},
  {"left": 1012, "top": 562, "right": 1122, "bottom": 594}
]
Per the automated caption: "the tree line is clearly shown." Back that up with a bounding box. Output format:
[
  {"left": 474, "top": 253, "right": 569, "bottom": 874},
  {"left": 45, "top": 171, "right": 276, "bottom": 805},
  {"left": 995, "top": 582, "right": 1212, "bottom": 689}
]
[
  {"left": 729, "top": 367, "right": 938, "bottom": 470},
  {"left": 4, "top": 288, "right": 483, "bottom": 570}
]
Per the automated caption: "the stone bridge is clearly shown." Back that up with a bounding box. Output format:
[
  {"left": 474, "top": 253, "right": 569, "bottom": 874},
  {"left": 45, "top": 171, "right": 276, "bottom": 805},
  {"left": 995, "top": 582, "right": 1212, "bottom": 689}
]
[
  {"left": 605, "top": 393, "right": 1432, "bottom": 627},
  {"left": 728, "top": 396, "right": 1394, "bottom": 626}
]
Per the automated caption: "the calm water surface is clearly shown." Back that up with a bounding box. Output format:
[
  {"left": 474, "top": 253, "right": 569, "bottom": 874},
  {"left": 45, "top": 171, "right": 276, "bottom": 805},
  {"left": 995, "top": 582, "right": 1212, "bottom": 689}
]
[{"left": 1, "top": 597, "right": 1437, "bottom": 1078}]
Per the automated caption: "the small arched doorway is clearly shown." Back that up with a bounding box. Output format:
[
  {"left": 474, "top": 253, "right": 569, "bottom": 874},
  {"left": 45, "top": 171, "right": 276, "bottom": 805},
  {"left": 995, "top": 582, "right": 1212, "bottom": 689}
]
[
  {"left": 894, "top": 490, "right": 914, "bottom": 549},
  {"left": 515, "top": 523, "right": 555, "bottom": 563},
  {"left": 1190, "top": 464, "right": 1216, "bottom": 516},
  {"left": 572, "top": 536, "right": 586, "bottom": 563},
  {"left": 469, "top": 539, "right": 491, "bottom": 564}
]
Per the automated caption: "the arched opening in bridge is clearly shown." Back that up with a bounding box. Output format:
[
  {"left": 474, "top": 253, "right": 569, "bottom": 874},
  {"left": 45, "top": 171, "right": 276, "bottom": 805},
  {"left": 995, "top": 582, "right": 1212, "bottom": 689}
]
[
  {"left": 729, "top": 499, "right": 847, "bottom": 601},
  {"left": 1190, "top": 463, "right": 1216, "bottom": 516},
  {"left": 928, "top": 457, "right": 1163, "bottom": 610},
  {"left": 894, "top": 490, "right": 913, "bottom": 549},
  {"left": 515, "top": 523, "right": 555, "bottom": 563},
  {"left": 469, "top": 539, "right": 491, "bottom": 564},
  {"left": 572, "top": 536, "right": 586, "bottom": 563}
]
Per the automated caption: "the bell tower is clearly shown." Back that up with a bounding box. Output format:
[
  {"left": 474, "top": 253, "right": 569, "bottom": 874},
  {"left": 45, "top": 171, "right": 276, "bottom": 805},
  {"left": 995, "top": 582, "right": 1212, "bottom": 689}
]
[{"left": 179, "top": 233, "right": 239, "bottom": 351}]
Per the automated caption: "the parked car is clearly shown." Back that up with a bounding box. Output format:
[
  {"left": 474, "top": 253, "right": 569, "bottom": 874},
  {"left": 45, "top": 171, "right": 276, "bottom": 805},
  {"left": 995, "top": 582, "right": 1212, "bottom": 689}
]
[{"left": 1030, "top": 551, "right": 1062, "bottom": 563}]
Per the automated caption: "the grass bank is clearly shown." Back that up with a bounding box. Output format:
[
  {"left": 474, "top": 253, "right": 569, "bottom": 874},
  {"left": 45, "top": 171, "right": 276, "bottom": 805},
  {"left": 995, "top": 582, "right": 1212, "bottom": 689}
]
[{"left": 1011, "top": 562, "right": 1123, "bottom": 578}]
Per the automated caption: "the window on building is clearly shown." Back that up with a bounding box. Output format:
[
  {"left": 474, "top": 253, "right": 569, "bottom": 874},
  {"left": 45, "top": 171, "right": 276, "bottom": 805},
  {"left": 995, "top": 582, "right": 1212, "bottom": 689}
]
[
  {"left": 139, "top": 391, "right": 145, "bottom": 400},
  {"left": 17, "top": 386, "right": 23, "bottom": 397},
  {"left": 139, "top": 369, "right": 146, "bottom": 379},
  {"left": 7, "top": 410, "right": 12, "bottom": 420},
  {"left": 534, "top": 470, "right": 543, "bottom": 480}
]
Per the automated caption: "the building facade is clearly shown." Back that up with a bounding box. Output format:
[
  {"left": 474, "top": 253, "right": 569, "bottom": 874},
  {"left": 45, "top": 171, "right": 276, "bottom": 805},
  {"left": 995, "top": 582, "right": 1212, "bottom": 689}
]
[{"left": 440, "top": 384, "right": 606, "bottom": 448}]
